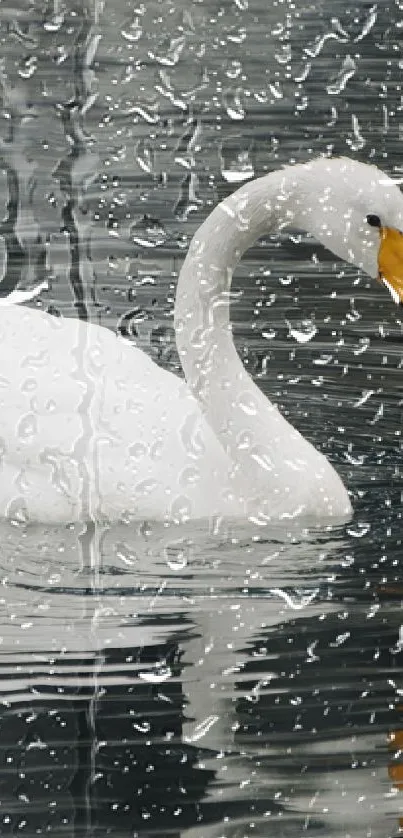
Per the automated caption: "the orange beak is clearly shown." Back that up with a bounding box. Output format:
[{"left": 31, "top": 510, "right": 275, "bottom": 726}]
[{"left": 377, "top": 226, "right": 403, "bottom": 305}]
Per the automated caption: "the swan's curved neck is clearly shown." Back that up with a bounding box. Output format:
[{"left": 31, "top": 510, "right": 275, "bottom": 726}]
[
  {"left": 174, "top": 163, "right": 347, "bottom": 515},
  {"left": 175, "top": 168, "right": 298, "bottom": 395}
]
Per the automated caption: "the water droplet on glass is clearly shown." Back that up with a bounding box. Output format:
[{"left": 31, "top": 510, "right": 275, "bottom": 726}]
[
  {"left": 286, "top": 318, "right": 317, "bottom": 344},
  {"left": 227, "top": 27, "right": 246, "bottom": 44},
  {"left": 225, "top": 59, "right": 242, "bottom": 79},
  {"left": 174, "top": 172, "right": 202, "bottom": 221},
  {"left": 150, "top": 440, "right": 164, "bottom": 461},
  {"left": 223, "top": 88, "right": 245, "bottom": 121},
  {"left": 250, "top": 444, "right": 274, "bottom": 472},
  {"left": 164, "top": 540, "right": 190, "bottom": 571},
  {"left": 220, "top": 142, "right": 254, "bottom": 183},
  {"left": 17, "top": 413, "right": 37, "bottom": 442},
  {"left": 354, "top": 5, "right": 377, "bottom": 42},
  {"left": 129, "top": 442, "right": 148, "bottom": 460},
  {"left": 132, "top": 720, "right": 150, "bottom": 733},
  {"left": 139, "top": 666, "right": 172, "bottom": 683},
  {"left": 170, "top": 495, "right": 192, "bottom": 524},
  {"left": 149, "top": 35, "right": 186, "bottom": 67},
  {"left": 262, "top": 327, "right": 276, "bottom": 340},
  {"left": 115, "top": 542, "right": 138, "bottom": 567},
  {"left": 130, "top": 216, "right": 166, "bottom": 248},
  {"left": 6, "top": 498, "right": 29, "bottom": 526},
  {"left": 121, "top": 17, "right": 143, "bottom": 42},
  {"left": 18, "top": 56, "right": 37, "bottom": 79},
  {"left": 346, "top": 522, "right": 370, "bottom": 538},
  {"left": 43, "top": 12, "right": 65, "bottom": 31},
  {"left": 135, "top": 139, "right": 155, "bottom": 174},
  {"left": 353, "top": 336, "right": 370, "bottom": 356},
  {"left": 134, "top": 479, "right": 158, "bottom": 497},
  {"left": 179, "top": 465, "right": 200, "bottom": 487},
  {"left": 327, "top": 55, "right": 356, "bottom": 95},
  {"left": 346, "top": 114, "right": 365, "bottom": 151},
  {"left": 275, "top": 43, "right": 292, "bottom": 65},
  {"left": 238, "top": 392, "right": 257, "bottom": 416},
  {"left": 184, "top": 715, "right": 219, "bottom": 743},
  {"left": 175, "top": 118, "right": 201, "bottom": 168},
  {"left": 179, "top": 413, "right": 206, "bottom": 459}
]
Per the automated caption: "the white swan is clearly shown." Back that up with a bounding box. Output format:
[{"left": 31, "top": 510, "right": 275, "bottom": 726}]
[{"left": 1, "top": 156, "right": 402, "bottom": 525}]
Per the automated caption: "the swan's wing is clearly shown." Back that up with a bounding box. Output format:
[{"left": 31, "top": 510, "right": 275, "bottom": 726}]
[{"left": 0, "top": 306, "right": 232, "bottom": 521}]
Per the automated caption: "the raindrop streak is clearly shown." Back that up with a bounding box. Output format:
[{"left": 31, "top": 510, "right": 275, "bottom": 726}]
[
  {"left": 184, "top": 715, "right": 219, "bottom": 743},
  {"left": 327, "top": 55, "right": 357, "bottom": 95},
  {"left": 354, "top": 4, "right": 378, "bottom": 42}
]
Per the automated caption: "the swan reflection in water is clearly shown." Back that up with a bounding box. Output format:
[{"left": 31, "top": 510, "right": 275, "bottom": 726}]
[
  {"left": 1, "top": 157, "right": 403, "bottom": 526},
  {"left": 0, "top": 520, "right": 401, "bottom": 836}
]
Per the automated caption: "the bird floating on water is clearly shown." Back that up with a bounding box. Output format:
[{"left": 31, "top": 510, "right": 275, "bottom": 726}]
[{"left": 1, "top": 156, "right": 402, "bottom": 526}]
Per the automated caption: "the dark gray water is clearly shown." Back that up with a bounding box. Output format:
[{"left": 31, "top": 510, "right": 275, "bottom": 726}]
[{"left": 0, "top": 0, "right": 402, "bottom": 835}]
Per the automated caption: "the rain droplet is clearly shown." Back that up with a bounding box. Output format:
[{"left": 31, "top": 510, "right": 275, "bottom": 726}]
[
  {"left": 115, "top": 542, "right": 138, "bottom": 566},
  {"left": 220, "top": 143, "right": 254, "bottom": 183},
  {"left": 139, "top": 666, "right": 172, "bottom": 683},
  {"left": 135, "top": 139, "right": 155, "bottom": 174},
  {"left": 179, "top": 413, "right": 206, "bottom": 459},
  {"left": 327, "top": 55, "right": 357, "bottom": 95},
  {"left": 150, "top": 439, "right": 164, "bottom": 460},
  {"left": 179, "top": 465, "right": 200, "bottom": 487},
  {"left": 174, "top": 172, "right": 202, "bottom": 221},
  {"left": 170, "top": 494, "right": 192, "bottom": 523},
  {"left": 164, "top": 539, "right": 190, "bottom": 571},
  {"left": 346, "top": 521, "right": 370, "bottom": 538},
  {"left": 132, "top": 721, "right": 150, "bottom": 733},
  {"left": 225, "top": 59, "right": 242, "bottom": 79},
  {"left": 18, "top": 56, "right": 37, "bottom": 79},
  {"left": 346, "top": 114, "right": 365, "bottom": 151},
  {"left": 175, "top": 118, "right": 201, "bottom": 168},
  {"left": 121, "top": 17, "right": 143, "bottom": 42},
  {"left": 250, "top": 444, "right": 274, "bottom": 472},
  {"left": 223, "top": 88, "right": 245, "bottom": 121},
  {"left": 149, "top": 35, "right": 185, "bottom": 67},
  {"left": 17, "top": 413, "right": 37, "bottom": 442},
  {"left": 227, "top": 27, "right": 246, "bottom": 44},
  {"left": 238, "top": 392, "right": 257, "bottom": 416},
  {"left": 43, "top": 12, "right": 65, "bottom": 31},
  {"left": 286, "top": 318, "right": 317, "bottom": 344},
  {"left": 353, "top": 336, "right": 370, "bottom": 356},
  {"left": 6, "top": 498, "right": 29, "bottom": 525},
  {"left": 134, "top": 479, "right": 158, "bottom": 496},
  {"left": 130, "top": 216, "right": 166, "bottom": 248},
  {"left": 184, "top": 715, "right": 219, "bottom": 743},
  {"left": 129, "top": 442, "right": 148, "bottom": 460}
]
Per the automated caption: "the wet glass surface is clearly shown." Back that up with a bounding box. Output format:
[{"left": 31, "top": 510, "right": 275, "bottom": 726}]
[{"left": 0, "top": 0, "right": 402, "bottom": 835}]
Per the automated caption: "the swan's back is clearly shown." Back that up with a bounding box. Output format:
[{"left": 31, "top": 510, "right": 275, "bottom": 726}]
[{"left": 0, "top": 306, "right": 234, "bottom": 522}]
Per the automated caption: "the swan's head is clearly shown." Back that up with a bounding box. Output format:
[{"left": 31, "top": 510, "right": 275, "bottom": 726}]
[
  {"left": 290, "top": 157, "right": 403, "bottom": 305},
  {"left": 366, "top": 213, "right": 403, "bottom": 305}
]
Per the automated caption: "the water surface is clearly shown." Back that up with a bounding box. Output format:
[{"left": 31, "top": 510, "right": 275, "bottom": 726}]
[{"left": 0, "top": 0, "right": 402, "bottom": 835}]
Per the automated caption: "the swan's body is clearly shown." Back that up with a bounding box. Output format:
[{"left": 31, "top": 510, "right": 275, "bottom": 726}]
[{"left": 2, "top": 157, "right": 403, "bottom": 525}]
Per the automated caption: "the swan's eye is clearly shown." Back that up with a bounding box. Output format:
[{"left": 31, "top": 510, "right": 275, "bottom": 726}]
[{"left": 366, "top": 214, "right": 381, "bottom": 228}]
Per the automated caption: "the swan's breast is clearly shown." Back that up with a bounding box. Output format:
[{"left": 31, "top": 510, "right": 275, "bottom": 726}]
[{"left": 0, "top": 306, "right": 239, "bottom": 522}]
